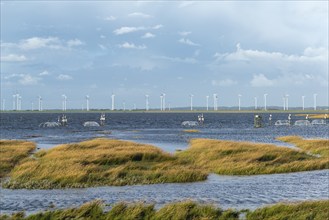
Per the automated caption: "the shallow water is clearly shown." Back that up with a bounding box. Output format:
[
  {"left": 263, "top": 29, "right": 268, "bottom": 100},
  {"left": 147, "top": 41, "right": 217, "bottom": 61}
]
[{"left": 0, "top": 112, "right": 328, "bottom": 214}]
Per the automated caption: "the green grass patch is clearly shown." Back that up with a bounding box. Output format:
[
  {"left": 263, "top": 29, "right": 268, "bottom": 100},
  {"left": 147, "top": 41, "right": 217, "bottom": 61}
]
[{"left": 0, "top": 140, "right": 36, "bottom": 178}]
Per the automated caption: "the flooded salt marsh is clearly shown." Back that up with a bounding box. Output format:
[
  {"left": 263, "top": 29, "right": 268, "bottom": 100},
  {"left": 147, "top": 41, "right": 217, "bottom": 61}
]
[{"left": 0, "top": 112, "right": 328, "bottom": 214}]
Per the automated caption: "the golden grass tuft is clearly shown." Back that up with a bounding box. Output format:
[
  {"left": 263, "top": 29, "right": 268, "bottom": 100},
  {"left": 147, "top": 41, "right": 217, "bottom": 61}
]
[
  {"left": 183, "top": 129, "right": 200, "bottom": 133},
  {"left": 295, "top": 113, "right": 328, "bottom": 119},
  {"left": 4, "top": 138, "right": 206, "bottom": 189},
  {"left": 177, "top": 138, "right": 329, "bottom": 175},
  {"left": 0, "top": 140, "right": 36, "bottom": 178}
]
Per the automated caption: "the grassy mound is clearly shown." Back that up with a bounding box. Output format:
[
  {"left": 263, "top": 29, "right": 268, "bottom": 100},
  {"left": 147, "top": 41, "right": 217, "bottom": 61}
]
[
  {"left": 277, "top": 136, "right": 329, "bottom": 157},
  {"left": 3, "top": 139, "right": 206, "bottom": 189},
  {"left": 1, "top": 200, "right": 327, "bottom": 220},
  {"left": 0, "top": 140, "right": 36, "bottom": 178},
  {"left": 246, "top": 200, "right": 329, "bottom": 220},
  {"left": 177, "top": 138, "right": 329, "bottom": 175}
]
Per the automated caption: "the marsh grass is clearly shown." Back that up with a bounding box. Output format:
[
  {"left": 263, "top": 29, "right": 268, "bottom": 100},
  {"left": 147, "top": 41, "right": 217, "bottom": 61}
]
[
  {"left": 4, "top": 139, "right": 206, "bottom": 189},
  {"left": 1, "top": 200, "right": 327, "bottom": 220},
  {"left": 177, "top": 138, "right": 329, "bottom": 175},
  {"left": 295, "top": 113, "right": 328, "bottom": 119},
  {"left": 0, "top": 140, "right": 36, "bottom": 178},
  {"left": 183, "top": 129, "right": 200, "bottom": 133},
  {"left": 246, "top": 200, "right": 329, "bottom": 220},
  {"left": 277, "top": 136, "right": 329, "bottom": 157}
]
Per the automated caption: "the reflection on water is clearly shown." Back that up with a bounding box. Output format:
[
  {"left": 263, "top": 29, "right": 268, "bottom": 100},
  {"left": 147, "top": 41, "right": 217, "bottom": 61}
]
[{"left": 0, "top": 113, "right": 328, "bottom": 214}]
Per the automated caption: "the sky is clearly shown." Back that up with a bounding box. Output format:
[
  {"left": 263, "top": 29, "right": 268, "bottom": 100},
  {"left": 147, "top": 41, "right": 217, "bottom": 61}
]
[{"left": 1, "top": 1, "right": 328, "bottom": 110}]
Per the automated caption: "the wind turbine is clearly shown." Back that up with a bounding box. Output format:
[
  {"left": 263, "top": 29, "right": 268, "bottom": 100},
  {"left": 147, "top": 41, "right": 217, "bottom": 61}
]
[
  {"left": 213, "top": 94, "right": 218, "bottom": 111},
  {"left": 2, "top": 99, "right": 5, "bottom": 111},
  {"left": 160, "top": 94, "right": 163, "bottom": 111},
  {"left": 285, "top": 94, "right": 289, "bottom": 111},
  {"left": 85, "top": 95, "right": 90, "bottom": 111},
  {"left": 238, "top": 94, "right": 242, "bottom": 111},
  {"left": 302, "top": 96, "right": 305, "bottom": 110},
  {"left": 13, "top": 94, "right": 16, "bottom": 110},
  {"left": 123, "top": 101, "right": 126, "bottom": 111},
  {"left": 282, "top": 96, "right": 286, "bottom": 111},
  {"left": 31, "top": 101, "right": 34, "bottom": 111},
  {"left": 111, "top": 93, "right": 115, "bottom": 111},
  {"left": 38, "top": 96, "right": 43, "bottom": 111},
  {"left": 190, "top": 94, "right": 194, "bottom": 111},
  {"left": 162, "top": 93, "right": 166, "bottom": 111},
  {"left": 254, "top": 97, "right": 258, "bottom": 110},
  {"left": 18, "top": 95, "right": 22, "bottom": 110},
  {"left": 145, "top": 95, "right": 149, "bottom": 111},
  {"left": 264, "top": 93, "right": 268, "bottom": 111},
  {"left": 313, "top": 93, "right": 317, "bottom": 110},
  {"left": 62, "top": 94, "right": 67, "bottom": 111},
  {"left": 206, "top": 95, "right": 209, "bottom": 111}
]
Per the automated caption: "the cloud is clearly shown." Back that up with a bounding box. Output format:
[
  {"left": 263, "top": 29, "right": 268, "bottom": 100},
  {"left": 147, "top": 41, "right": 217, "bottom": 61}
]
[
  {"left": 155, "top": 55, "right": 198, "bottom": 64},
  {"left": 57, "top": 74, "right": 72, "bottom": 80},
  {"left": 178, "top": 38, "right": 200, "bottom": 46},
  {"left": 104, "top": 16, "right": 116, "bottom": 21},
  {"left": 212, "top": 79, "right": 238, "bottom": 87},
  {"left": 4, "top": 73, "right": 41, "bottom": 85},
  {"left": 128, "top": 12, "right": 152, "bottom": 18},
  {"left": 19, "top": 37, "right": 61, "bottom": 50},
  {"left": 0, "top": 54, "right": 27, "bottom": 62},
  {"left": 250, "top": 74, "right": 275, "bottom": 87},
  {"left": 67, "top": 39, "right": 84, "bottom": 47},
  {"left": 113, "top": 25, "right": 163, "bottom": 35},
  {"left": 141, "top": 32, "right": 155, "bottom": 39},
  {"left": 2, "top": 37, "right": 84, "bottom": 50},
  {"left": 178, "top": 1, "right": 196, "bottom": 8},
  {"left": 118, "top": 42, "right": 146, "bottom": 49},
  {"left": 39, "top": 70, "right": 50, "bottom": 76},
  {"left": 178, "top": 31, "right": 192, "bottom": 36}
]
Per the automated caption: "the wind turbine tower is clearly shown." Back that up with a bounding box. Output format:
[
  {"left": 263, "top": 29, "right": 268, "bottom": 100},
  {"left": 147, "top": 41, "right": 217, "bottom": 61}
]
[
  {"left": 283, "top": 96, "right": 286, "bottom": 111},
  {"left": 254, "top": 97, "right": 258, "bottom": 110},
  {"left": 62, "top": 94, "right": 67, "bottom": 111},
  {"left": 145, "top": 95, "right": 149, "bottom": 111},
  {"left": 18, "top": 95, "right": 22, "bottom": 110},
  {"left": 86, "top": 95, "right": 90, "bottom": 111},
  {"left": 213, "top": 94, "right": 218, "bottom": 111},
  {"left": 264, "top": 93, "right": 268, "bottom": 111},
  {"left": 285, "top": 94, "right": 289, "bottom": 111},
  {"left": 160, "top": 94, "right": 163, "bottom": 111},
  {"left": 302, "top": 96, "right": 305, "bottom": 110},
  {"left": 38, "top": 96, "right": 43, "bottom": 111},
  {"left": 190, "top": 94, "right": 194, "bottom": 111},
  {"left": 111, "top": 93, "right": 115, "bottom": 111},
  {"left": 162, "top": 93, "right": 166, "bottom": 111},
  {"left": 238, "top": 94, "right": 242, "bottom": 111},
  {"left": 313, "top": 93, "right": 317, "bottom": 110},
  {"left": 206, "top": 95, "right": 209, "bottom": 111}
]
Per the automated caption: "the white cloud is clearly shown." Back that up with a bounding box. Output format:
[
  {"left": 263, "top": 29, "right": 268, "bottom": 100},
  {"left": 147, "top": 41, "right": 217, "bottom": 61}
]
[
  {"left": 113, "top": 25, "right": 163, "bottom": 35},
  {"left": 118, "top": 42, "right": 146, "bottom": 49},
  {"left": 39, "top": 70, "right": 50, "bottom": 76},
  {"left": 212, "top": 79, "right": 237, "bottom": 87},
  {"left": 104, "top": 16, "right": 116, "bottom": 21},
  {"left": 67, "top": 39, "right": 84, "bottom": 47},
  {"left": 178, "top": 38, "right": 200, "bottom": 46},
  {"left": 19, "top": 37, "right": 61, "bottom": 50},
  {"left": 250, "top": 74, "right": 275, "bottom": 87},
  {"left": 142, "top": 32, "right": 155, "bottom": 39},
  {"left": 98, "top": 44, "right": 107, "bottom": 50},
  {"left": 4, "top": 73, "right": 41, "bottom": 85},
  {"left": 1, "top": 54, "right": 27, "bottom": 62},
  {"left": 178, "top": 31, "right": 192, "bottom": 36},
  {"left": 178, "top": 1, "right": 196, "bottom": 8},
  {"left": 57, "top": 74, "right": 72, "bottom": 80},
  {"left": 100, "top": 35, "right": 106, "bottom": 39},
  {"left": 128, "top": 12, "right": 152, "bottom": 18},
  {"left": 155, "top": 56, "right": 198, "bottom": 64}
]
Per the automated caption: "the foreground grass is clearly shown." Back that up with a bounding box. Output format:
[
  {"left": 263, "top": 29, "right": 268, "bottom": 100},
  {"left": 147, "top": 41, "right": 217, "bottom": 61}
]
[
  {"left": 177, "top": 138, "right": 329, "bottom": 175},
  {"left": 246, "top": 200, "right": 329, "bottom": 220},
  {"left": 3, "top": 139, "right": 206, "bottom": 189},
  {"left": 295, "top": 113, "right": 328, "bottom": 119},
  {"left": 183, "top": 129, "right": 200, "bottom": 133},
  {"left": 0, "top": 140, "right": 36, "bottom": 178},
  {"left": 1, "top": 200, "right": 327, "bottom": 220}
]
